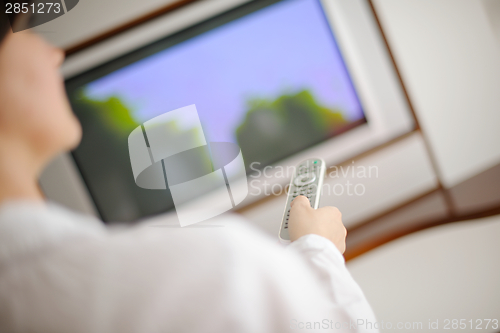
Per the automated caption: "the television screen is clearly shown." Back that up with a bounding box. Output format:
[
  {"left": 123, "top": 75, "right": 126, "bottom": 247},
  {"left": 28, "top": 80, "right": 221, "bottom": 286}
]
[{"left": 66, "top": 0, "right": 365, "bottom": 222}]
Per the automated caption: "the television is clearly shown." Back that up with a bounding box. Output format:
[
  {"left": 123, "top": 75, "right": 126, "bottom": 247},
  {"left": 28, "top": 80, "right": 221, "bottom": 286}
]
[{"left": 40, "top": 0, "right": 414, "bottom": 223}]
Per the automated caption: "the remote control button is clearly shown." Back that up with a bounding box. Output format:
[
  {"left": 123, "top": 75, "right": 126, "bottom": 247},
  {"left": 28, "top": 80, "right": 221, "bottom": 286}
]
[{"left": 294, "top": 173, "right": 316, "bottom": 186}]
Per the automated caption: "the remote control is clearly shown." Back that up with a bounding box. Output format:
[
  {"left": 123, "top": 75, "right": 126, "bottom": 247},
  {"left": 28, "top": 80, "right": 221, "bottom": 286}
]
[{"left": 279, "top": 158, "right": 326, "bottom": 244}]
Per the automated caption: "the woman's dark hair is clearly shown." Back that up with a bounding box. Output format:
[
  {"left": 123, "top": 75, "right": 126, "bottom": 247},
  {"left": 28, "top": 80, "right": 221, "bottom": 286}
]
[{"left": 0, "top": 4, "right": 12, "bottom": 45}]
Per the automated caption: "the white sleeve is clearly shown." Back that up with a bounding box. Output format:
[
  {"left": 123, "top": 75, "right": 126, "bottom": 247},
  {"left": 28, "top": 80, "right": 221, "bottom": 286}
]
[{"left": 286, "top": 234, "right": 379, "bottom": 332}]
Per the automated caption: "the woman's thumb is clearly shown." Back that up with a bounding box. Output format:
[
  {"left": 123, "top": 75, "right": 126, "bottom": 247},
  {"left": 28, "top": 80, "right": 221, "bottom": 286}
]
[{"left": 290, "top": 195, "right": 311, "bottom": 209}]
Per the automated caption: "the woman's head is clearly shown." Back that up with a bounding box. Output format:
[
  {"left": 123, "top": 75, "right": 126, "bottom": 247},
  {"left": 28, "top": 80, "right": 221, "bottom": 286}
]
[{"left": 0, "top": 17, "right": 81, "bottom": 173}]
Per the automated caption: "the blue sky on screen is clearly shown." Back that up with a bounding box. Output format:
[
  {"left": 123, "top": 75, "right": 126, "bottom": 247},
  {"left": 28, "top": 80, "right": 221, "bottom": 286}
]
[{"left": 84, "top": 0, "right": 364, "bottom": 143}]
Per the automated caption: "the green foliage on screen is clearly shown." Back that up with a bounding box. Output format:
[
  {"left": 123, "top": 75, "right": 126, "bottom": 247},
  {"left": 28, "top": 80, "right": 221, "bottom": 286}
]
[
  {"left": 75, "top": 93, "right": 140, "bottom": 137},
  {"left": 70, "top": 91, "right": 173, "bottom": 222},
  {"left": 236, "top": 89, "right": 347, "bottom": 169}
]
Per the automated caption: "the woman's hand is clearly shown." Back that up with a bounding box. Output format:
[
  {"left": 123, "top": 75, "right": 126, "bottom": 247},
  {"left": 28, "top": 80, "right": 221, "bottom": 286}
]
[{"left": 288, "top": 195, "right": 347, "bottom": 253}]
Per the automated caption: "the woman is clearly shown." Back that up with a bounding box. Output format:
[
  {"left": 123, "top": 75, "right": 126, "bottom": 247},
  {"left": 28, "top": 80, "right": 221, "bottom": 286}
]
[{"left": 0, "top": 10, "right": 377, "bottom": 333}]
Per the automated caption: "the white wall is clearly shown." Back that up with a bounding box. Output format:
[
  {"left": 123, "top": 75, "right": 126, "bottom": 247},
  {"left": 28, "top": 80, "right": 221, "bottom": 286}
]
[
  {"left": 348, "top": 215, "right": 500, "bottom": 332},
  {"left": 372, "top": 0, "right": 500, "bottom": 188}
]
